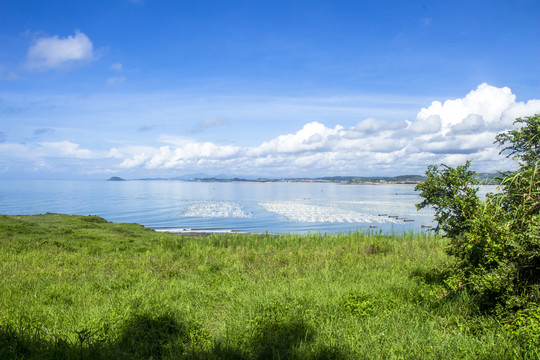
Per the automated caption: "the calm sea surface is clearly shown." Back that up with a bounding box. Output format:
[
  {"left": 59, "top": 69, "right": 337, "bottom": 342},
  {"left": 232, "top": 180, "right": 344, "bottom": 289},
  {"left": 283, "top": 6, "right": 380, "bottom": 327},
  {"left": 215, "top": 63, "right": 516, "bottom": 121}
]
[{"left": 0, "top": 180, "right": 493, "bottom": 234}]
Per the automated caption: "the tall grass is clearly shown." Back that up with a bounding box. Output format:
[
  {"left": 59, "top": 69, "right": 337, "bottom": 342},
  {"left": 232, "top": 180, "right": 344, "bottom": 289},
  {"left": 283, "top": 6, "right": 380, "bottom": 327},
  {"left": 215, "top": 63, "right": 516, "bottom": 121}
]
[{"left": 0, "top": 214, "right": 535, "bottom": 359}]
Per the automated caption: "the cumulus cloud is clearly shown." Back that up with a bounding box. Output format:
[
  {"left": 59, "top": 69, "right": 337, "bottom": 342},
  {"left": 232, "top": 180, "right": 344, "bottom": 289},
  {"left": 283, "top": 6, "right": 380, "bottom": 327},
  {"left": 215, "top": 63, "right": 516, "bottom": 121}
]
[
  {"left": 108, "top": 83, "right": 540, "bottom": 176},
  {"left": 113, "top": 141, "right": 242, "bottom": 170},
  {"left": 26, "top": 30, "right": 93, "bottom": 70},
  {"left": 250, "top": 122, "right": 343, "bottom": 155},
  {"left": 410, "top": 114, "right": 442, "bottom": 134},
  {"left": 353, "top": 117, "right": 405, "bottom": 134},
  {"left": 4, "top": 84, "right": 536, "bottom": 177},
  {"left": 450, "top": 114, "right": 485, "bottom": 135},
  {"left": 415, "top": 83, "right": 516, "bottom": 134}
]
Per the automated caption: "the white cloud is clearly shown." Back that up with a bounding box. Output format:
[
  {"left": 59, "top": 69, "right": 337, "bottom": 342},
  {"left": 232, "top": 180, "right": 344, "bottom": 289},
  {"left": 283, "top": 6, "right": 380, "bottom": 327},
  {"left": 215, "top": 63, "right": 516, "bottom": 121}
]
[
  {"left": 450, "top": 114, "right": 485, "bottom": 134},
  {"left": 26, "top": 30, "right": 93, "bottom": 70},
  {"left": 410, "top": 114, "right": 442, "bottom": 134},
  {"left": 1, "top": 141, "right": 106, "bottom": 161},
  {"left": 500, "top": 99, "right": 540, "bottom": 128},
  {"left": 0, "top": 143, "right": 32, "bottom": 157},
  {"left": 38, "top": 141, "right": 98, "bottom": 159},
  {"left": 108, "top": 84, "right": 540, "bottom": 176},
  {"left": 2, "top": 84, "right": 538, "bottom": 177},
  {"left": 353, "top": 117, "right": 405, "bottom": 134},
  {"left": 113, "top": 141, "right": 242, "bottom": 170},
  {"left": 415, "top": 83, "right": 516, "bottom": 134},
  {"left": 250, "top": 122, "right": 343, "bottom": 155}
]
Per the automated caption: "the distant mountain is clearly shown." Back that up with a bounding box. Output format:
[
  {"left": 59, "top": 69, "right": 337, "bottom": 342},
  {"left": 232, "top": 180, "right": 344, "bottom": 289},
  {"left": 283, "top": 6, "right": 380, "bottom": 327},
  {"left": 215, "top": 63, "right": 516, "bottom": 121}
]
[
  {"left": 107, "top": 176, "right": 126, "bottom": 181},
  {"left": 169, "top": 173, "right": 213, "bottom": 181},
  {"left": 182, "top": 175, "right": 427, "bottom": 184},
  {"left": 347, "top": 175, "right": 426, "bottom": 184},
  {"left": 129, "top": 173, "right": 499, "bottom": 184}
]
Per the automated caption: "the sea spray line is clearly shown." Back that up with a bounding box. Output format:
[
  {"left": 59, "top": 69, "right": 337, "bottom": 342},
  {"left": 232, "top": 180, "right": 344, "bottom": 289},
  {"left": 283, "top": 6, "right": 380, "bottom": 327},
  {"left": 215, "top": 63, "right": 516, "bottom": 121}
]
[
  {"left": 179, "top": 200, "right": 253, "bottom": 218},
  {"left": 258, "top": 201, "right": 401, "bottom": 224},
  {"left": 332, "top": 200, "right": 434, "bottom": 217}
]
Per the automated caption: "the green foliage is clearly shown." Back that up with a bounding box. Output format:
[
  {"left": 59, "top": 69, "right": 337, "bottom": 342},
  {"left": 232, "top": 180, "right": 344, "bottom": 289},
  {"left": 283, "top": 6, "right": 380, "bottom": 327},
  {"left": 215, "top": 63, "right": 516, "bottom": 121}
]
[
  {"left": 502, "top": 303, "right": 540, "bottom": 346},
  {"left": 416, "top": 114, "right": 540, "bottom": 322},
  {"left": 495, "top": 114, "right": 540, "bottom": 166},
  {"left": 415, "top": 161, "right": 480, "bottom": 237}
]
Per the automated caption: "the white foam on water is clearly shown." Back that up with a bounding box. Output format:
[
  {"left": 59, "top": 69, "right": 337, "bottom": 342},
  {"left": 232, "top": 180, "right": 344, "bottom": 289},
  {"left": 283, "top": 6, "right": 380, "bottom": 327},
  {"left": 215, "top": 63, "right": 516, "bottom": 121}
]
[
  {"left": 258, "top": 201, "right": 401, "bottom": 224},
  {"left": 155, "top": 228, "right": 238, "bottom": 234},
  {"left": 334, "top": 200, "right": 434, "bottom": 217},
  {"left": 179, "top": 201, "right": 253, "bottom": 218}
]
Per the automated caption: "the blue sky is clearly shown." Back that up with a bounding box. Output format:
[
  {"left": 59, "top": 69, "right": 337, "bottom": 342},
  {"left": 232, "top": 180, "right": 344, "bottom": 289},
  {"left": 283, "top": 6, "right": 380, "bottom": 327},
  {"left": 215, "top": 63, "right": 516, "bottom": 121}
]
[{"left": 1, "top": 0, "right": 539, "bottom": 179}]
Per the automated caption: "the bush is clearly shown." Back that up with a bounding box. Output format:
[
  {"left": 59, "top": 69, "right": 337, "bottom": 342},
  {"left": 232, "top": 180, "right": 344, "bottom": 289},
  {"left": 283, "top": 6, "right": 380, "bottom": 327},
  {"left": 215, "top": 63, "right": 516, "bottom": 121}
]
[{"left": 416, "top": 114, "right": 540, "bottom": 315}]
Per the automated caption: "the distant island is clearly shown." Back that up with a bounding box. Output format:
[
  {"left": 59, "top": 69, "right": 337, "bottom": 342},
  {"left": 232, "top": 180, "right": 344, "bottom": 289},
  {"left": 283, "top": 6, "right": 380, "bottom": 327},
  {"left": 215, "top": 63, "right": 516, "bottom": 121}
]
[{"left": 107, "top": 176, "right": 126, "bottom": 181}]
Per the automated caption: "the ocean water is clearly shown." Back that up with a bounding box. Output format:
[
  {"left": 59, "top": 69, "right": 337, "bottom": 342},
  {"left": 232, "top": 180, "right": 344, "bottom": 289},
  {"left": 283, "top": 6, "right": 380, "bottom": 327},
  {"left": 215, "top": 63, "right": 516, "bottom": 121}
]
[{"left": 0, "top": 179, "right": 459, "bottom": 234}]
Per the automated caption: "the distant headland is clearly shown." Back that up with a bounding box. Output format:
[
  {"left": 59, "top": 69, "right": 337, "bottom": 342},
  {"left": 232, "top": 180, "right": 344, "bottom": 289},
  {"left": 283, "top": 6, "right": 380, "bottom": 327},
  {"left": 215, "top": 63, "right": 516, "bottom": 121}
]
[{"left": 107, "top": 173, "right": 499, "bottom": 185}]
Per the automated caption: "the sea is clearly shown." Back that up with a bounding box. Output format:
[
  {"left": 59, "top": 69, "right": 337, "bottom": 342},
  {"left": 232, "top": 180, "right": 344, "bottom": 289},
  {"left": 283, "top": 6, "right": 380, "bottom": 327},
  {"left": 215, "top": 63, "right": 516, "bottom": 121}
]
[{"left": 0, "top": 179, "right": 495, "bottom": 235}]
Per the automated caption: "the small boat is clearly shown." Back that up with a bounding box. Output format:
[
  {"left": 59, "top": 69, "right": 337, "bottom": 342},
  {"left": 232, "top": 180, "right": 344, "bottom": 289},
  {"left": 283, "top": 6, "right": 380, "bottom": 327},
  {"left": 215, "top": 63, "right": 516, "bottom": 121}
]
[
  {"left": 403, "top": 219, "right": 415, "bottom": 222},
  {"left": 378, "top": 214, "right": 388, "bottom": 216}
]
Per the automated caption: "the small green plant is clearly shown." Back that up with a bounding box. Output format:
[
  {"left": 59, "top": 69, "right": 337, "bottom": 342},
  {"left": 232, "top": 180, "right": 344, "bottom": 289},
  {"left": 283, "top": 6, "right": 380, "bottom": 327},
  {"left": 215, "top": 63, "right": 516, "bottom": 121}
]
[
  {"left": 341, "top": 292, "right": 375, "bottom": 317},
  {"left": 502, "top": 302, "right": 540, "bottom": 345}
]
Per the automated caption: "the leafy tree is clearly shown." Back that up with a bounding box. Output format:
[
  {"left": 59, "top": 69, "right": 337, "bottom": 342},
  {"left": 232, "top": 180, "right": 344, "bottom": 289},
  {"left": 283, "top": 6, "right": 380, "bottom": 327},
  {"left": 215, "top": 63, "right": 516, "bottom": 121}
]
[
  {"left": 415, "top": 161, "right": 480, "bottom": 238},
  {"left": 495, "top": 115, "right": 540, "bottom": 166},
  {"left": 416, "top": 114, "right": 540, "bottom": 318},
  {"left": 495, "top": 115, "right": 540, "bottom": 226}
]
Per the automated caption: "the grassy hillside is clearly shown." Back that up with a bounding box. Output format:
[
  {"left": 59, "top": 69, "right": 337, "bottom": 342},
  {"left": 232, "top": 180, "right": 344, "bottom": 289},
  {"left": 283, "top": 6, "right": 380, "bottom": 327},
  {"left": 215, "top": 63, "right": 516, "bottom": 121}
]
[{"left": 0, "top": 214, "right": 535, "bottom": 359}]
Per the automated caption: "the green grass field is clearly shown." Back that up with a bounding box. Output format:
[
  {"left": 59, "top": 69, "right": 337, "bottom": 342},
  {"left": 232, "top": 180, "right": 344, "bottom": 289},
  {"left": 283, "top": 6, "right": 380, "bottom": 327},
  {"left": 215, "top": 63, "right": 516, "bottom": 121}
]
[{"left": 0, "top": 213, "right": 536, "bottom": 359}]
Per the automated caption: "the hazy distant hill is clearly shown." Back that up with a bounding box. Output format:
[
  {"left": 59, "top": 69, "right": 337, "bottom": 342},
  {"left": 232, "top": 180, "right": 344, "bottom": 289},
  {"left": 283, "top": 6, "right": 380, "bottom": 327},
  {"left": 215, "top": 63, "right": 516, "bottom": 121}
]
[{"left": 128, "top": 173, "right": 499, "bottom": 184}]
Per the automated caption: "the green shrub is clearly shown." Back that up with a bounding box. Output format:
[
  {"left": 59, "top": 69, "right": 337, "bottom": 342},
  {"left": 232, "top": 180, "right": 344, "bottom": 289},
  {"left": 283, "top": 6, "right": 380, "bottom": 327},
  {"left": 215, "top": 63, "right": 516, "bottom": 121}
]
[{"left": 416, "top": 114, "right": 540, "bottom": 314}]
